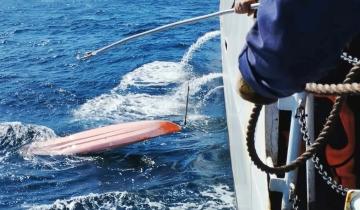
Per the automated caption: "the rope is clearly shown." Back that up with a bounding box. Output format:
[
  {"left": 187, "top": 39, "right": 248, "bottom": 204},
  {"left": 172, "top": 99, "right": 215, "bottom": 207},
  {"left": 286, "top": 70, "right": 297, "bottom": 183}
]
[
  {"left": 246, "top": 64, "right": 360, "bottom": 175},
  {"left": 305, "top": 53, "right": 360, "bottom": 95},
  {"left": 305, "top": 82, "right": 360, "bottom": 95}
]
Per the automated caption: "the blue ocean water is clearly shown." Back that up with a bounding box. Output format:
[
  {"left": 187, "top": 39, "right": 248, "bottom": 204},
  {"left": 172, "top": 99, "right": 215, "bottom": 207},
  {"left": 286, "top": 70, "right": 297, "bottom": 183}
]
[{"left": 0, "top": 0, "right": 234, "bottom": 209}]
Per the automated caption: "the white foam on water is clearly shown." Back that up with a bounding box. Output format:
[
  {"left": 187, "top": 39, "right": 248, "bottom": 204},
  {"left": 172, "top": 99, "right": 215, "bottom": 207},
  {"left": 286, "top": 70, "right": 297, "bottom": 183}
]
[
  {"left": 73, "top": 91, "right": 178, "bottom": 121},
  {"left": 24, "top": 154, "right": 98, "bottom": 171},
  {"left": 199, "top": 184, "right": 235, "bottom": 209},
  {"left": 118, "top": 61, "right": 186, "bottom": 90},
  {"left": 27, "top": 184, "right": 235, "bottom": 210},
  {"left": 26, "top": 191, "right": 161, "bottom": 210},
  {"left": 168, "top": 185, "right": 235, "bottom": 210},
  {"left": 0, "top": 152, "right": 10, "bottom": 163},
  {"left": 173, "top": 73, "right": 223, "bottom": 100},
  {"left": 73, "top": 31, "right": 222, "bottom": 123},
  {"left": 0, "top": 122, "right": 57, "bottom": 162},
  {"left": 73, "top": 72, "right": 222, "bottom": 122},
  {"left": 0, "top": 122, "right": 97, "bottom": 171},
  {"left": 0, "top": 122, "right": 56, "bottom": 144}
]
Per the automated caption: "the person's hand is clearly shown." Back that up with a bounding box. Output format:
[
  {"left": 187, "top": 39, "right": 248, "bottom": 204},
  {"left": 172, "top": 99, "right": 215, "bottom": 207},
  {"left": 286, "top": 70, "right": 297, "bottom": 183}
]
[
  {"left": 238, "top": 78, "right": 277, "bottom": 105},
  {"left": 235, "top": 0, "right": 257, "bottom": 16}
]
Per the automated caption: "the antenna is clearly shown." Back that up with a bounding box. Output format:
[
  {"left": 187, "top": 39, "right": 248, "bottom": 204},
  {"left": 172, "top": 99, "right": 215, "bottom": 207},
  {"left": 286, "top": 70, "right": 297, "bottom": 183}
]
[{"left": 183, "top": 82, "right": 190, "bottom": 126}]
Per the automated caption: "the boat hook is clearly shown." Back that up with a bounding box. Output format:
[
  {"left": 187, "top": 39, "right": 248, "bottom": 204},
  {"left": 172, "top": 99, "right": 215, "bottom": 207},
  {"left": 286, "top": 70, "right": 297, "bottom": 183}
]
[{"left": 79, "top": 3, "right": 260, "bottom": 60}]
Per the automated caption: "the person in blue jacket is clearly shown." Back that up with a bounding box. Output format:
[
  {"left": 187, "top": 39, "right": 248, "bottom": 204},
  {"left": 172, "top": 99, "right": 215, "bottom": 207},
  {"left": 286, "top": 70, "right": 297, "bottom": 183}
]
[
  {"left": 235, "top": 0, "right": 360, "bottom": 104},
  {"left": 236, "top": 3, "right": 360, "bottom": 208}
]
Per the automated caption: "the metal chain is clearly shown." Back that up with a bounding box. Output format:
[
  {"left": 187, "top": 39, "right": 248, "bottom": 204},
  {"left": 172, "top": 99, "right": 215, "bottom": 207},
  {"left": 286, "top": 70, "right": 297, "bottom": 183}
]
[
  {"left": 246, "top": 65, "right": 359, "bottom": 175},
  {"left": 312, "top": 156, "right": 348, "bottom": 196},
  {"left": 289, "top": 183, "right": 300, "bottom": 210},
  {"left": 304, "top": 52, "right": 356, "bottom": 194},
  {"left": 341, "top": 52, "right": 360, "bottom": 66},
  {"left": 297, "top": 106, "right": 349, "bottom": 196}
]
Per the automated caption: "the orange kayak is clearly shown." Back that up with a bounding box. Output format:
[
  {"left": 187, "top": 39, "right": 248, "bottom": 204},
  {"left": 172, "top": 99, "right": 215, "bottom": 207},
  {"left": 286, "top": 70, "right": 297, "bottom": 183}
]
[{"left": 23, "top": 120, "right": 181, "bottom": 156}]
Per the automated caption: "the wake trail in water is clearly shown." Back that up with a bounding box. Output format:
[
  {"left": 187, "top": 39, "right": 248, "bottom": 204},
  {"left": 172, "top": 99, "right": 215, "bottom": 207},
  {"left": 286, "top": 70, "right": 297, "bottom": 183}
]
[{"left": 73, "top": 30, "right": 222, "bottom": 123}]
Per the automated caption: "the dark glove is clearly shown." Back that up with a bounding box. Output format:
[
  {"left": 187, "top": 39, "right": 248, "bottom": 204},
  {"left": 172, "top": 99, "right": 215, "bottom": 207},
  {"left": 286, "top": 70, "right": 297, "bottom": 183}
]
[{"left": 238, "top": 78, "right": 277, "bottom": 105}]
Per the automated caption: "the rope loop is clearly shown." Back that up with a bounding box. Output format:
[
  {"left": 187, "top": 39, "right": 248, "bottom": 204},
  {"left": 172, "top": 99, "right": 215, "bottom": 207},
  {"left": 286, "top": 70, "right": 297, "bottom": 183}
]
[{"left": 246, "top": 64, "right": 360, "bottom": 175}]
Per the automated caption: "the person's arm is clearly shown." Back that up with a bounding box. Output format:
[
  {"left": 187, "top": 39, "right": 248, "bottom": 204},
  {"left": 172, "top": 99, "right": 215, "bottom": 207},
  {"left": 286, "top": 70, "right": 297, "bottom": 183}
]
[{"left": 237, "top": 0, "right": 360, "bottom": 101}]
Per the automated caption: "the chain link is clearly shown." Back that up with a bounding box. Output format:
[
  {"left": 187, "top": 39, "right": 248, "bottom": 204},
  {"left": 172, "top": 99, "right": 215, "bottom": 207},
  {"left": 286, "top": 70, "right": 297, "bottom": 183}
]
[
  {"left": 289, "top": 183, "right": 300, "bottom": 210},
  {"left": 341, "top": 52, "right": 360, "bottom": 66},
  {"left": 289, "top": 57, "right": 356, "bottom": 202},
  {"left": 297, "top": 106, "right": 349, "bottom": 196}
]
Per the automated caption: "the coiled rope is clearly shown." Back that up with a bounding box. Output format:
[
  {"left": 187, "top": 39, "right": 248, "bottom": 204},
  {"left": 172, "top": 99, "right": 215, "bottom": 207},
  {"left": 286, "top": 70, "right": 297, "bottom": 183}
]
[{"left": 246, "top": 64, "right": 360, "bottom": 175}]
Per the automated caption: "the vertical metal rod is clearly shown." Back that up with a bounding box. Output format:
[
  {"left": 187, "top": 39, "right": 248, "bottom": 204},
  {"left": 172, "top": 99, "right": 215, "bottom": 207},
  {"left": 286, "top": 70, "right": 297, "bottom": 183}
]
[
  {"left": 184, "top": 83, "right": 190, "bottom": 126},
  {"left": 277, "top": 94, "right": 306, "bottom": 210},
  {"left": 282, "top": 109, "right": 302, "bottom": 209},
  {"left": 305, "top": 94, "right": 316, "bottom": 210}
]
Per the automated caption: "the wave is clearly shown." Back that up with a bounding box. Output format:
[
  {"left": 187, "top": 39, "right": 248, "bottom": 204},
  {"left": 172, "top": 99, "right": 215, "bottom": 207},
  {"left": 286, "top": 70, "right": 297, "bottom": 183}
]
[
  {"left": 0, "top": 122, "right": 56, "bottom": 156},
  {"left": 27, "top": 184, "right": 235, "bottom": 210},
  {"left": 73, "top": 71, "right": 222, "bottom": 122},
  {"left": 0, "top": 122, "right": 97, "bottom": 171},
  {"left": 73, "top": 31, "right": 222, "bottom": 123},
  {"left": 118, "top": 61, "right": 186, "bottom": 90}
]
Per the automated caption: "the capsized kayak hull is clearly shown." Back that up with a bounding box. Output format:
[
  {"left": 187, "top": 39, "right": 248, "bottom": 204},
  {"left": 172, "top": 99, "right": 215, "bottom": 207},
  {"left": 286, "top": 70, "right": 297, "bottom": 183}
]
[{"left": 22, "top": 120, "right": 181, "bottom": 156}]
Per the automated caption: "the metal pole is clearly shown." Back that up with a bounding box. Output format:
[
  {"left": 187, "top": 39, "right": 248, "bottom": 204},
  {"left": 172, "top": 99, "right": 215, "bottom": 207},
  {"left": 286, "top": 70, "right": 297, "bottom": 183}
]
[
  {"left": 306, "top": 94, "right": 316, "bottom": 210},
  {"left": 80, "top": 3, "right": 259, "bottom": 60},
  {"left": 184, "top": 83, "right": 190, "bottom": 126}
]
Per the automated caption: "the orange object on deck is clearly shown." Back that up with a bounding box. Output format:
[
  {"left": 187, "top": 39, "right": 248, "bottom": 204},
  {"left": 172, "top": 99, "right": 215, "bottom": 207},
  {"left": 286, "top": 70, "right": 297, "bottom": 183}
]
[{"left": 325, "top": 97, "right": 356, "bottom": 189}]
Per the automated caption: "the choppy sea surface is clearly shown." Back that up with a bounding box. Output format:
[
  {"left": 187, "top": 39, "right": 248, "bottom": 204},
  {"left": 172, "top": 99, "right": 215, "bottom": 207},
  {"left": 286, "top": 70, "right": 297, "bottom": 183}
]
[{"left": 0, "top": 0, "right": 235, "bottom": 209}]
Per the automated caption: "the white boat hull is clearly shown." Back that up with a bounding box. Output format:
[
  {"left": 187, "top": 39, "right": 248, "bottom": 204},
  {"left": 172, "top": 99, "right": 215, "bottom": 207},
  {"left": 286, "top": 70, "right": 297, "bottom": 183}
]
[{"left": 220, "top": 1, "right": 270, "bottom": 209}]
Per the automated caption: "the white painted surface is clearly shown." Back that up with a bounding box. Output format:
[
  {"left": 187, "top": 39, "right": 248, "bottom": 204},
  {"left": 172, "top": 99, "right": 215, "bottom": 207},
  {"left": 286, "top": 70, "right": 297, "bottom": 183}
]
[{"left": 220, "top": 0, "right": 270, "bottom": 209}]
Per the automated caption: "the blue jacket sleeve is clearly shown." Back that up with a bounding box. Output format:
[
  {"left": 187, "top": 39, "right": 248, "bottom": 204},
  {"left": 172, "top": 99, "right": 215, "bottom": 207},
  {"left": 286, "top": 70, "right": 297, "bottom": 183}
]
[{"left": 238, "top": 0, "right": 360, "bottom": 98}]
